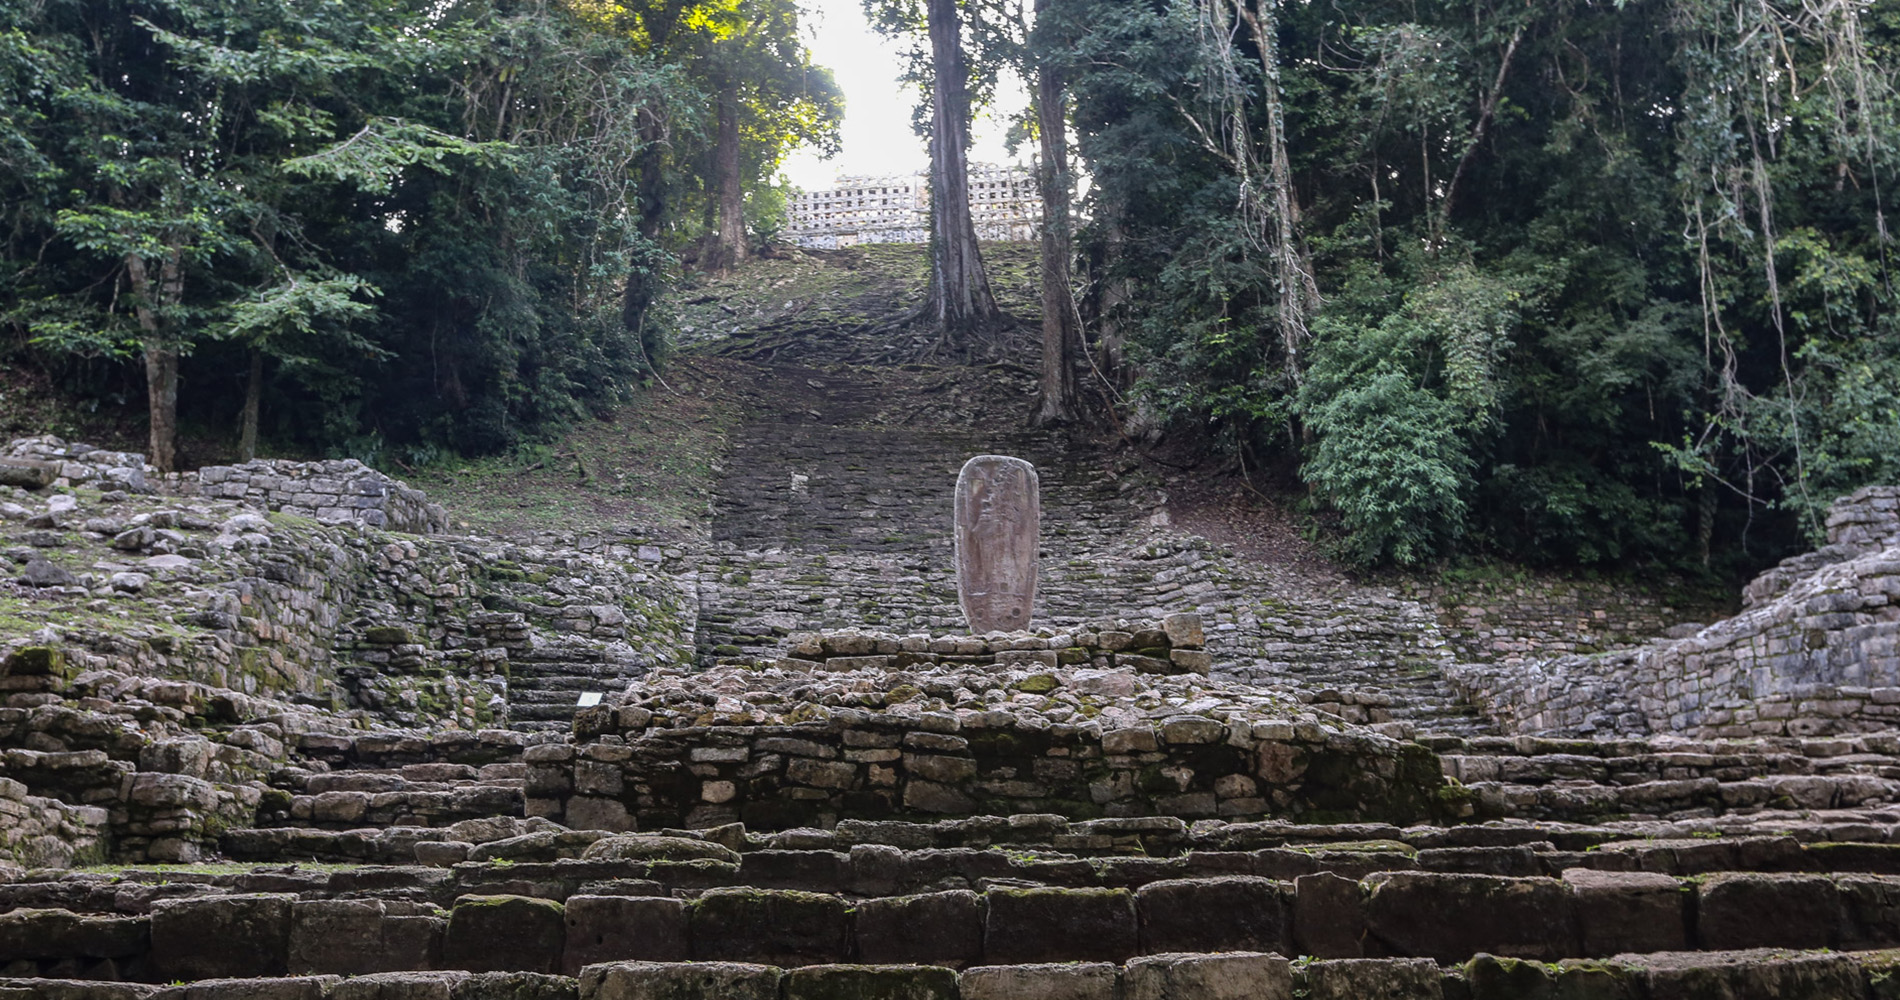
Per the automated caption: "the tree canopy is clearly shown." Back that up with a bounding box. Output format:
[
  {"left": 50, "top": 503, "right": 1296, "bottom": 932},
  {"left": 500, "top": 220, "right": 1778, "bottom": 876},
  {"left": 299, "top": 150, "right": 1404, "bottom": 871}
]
[
  {"left": 1029, "top": 0, "right": 1900, "bottom": 572},
  {"left": 1, "top": 0, "right": 835, "bottom": 465}
]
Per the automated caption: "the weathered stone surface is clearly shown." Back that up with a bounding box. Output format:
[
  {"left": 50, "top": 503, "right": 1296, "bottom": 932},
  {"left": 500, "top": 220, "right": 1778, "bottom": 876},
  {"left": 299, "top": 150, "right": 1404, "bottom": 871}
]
[
  {"left": 1626, "top": 948, "right": 1862, "bottom": 1000},
  {"left": 1124, "top": 952, "right": 1292, "bottom": 1000},
  {"left": 1363, "top": 873, "right": 1573, "bottom": 962},
  {"left": 1302, "top": 958, "right": 1442, "bottom": 1000},
  {"left": 581, "top": 835, "right": 740, "bottom": 864},
  {"left": 580, "top": 960, "right": 781, "bottom": 1000},
  {"left": 959, "top": 964, "right": 1120, "bottom": 1000},
  {"left": 1696, "top": 873, "right": 1840, "bottom": 950},
  {"left": 852, "top": 891, "right": 983, "bottom": 967},
  {"left": 149, "top": 976, "right": 339, "bottom": 1000},
  {"left": 1135, "top": 876, "right": 1287, "bottom": 954},
  {"left": 562, "top": 895, "right": 689, "bottom": 974},
  {"left": 1294, "top": 872, "right": 1367, "bottom": 959},
  {"left": 452, "top": 972, "right": 578, "bottom": 1000},
  {"left": 954, "top": 455, "right": 1039, "bottom": 633},
  {"left": 441, "top": 895, "right": 565, "bottom": 973},
  {"left": 150, "top": 893, "right": 295, "bottom": 981},
  {"left": 1562, "top": 869, "right": 1686, "bottom": 957},
  {"left": 327, "top": 974, "right": 469, "bottom": 1000},
  {"left": 689, "top": 888, "right": 848, "bottom": 966},
  {"left": 982, "top": 888, "right": 1136, "bottom": 964},
  {"left": 0, "top": 908, "right": 146, "bottom": 961},
  {"left": 782, "top": 965, "right": 960, "bottom": 1000}
]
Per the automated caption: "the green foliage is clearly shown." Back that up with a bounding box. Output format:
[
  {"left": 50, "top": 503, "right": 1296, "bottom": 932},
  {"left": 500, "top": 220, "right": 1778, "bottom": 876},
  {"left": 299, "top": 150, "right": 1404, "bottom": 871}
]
[
  {"left": 1037, "top": 0, "right": 1900, "bottom": 572},
  {"left": 0, "top": 0, "right": 834, "bottom": 460}
]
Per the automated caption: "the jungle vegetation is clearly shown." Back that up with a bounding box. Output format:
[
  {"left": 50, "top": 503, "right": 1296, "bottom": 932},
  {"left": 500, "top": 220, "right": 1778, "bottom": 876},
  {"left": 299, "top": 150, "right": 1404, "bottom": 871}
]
[{"left": 4, "top": 0, "right": 1897, "bottom": 575}]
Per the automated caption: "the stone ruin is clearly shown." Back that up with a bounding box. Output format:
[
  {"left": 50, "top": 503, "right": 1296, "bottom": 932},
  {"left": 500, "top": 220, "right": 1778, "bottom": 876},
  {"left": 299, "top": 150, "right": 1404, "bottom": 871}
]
[
  {"left": 785, "top": 165, "right": 1041, "bottom": 249},
  {"left": 7, "top": 439, "right": 1900, "bottom": 997},
  {"left": 3, "top": 435, "right": 447, "bottom": 533},
  {"left": 1451, "top": 484, "right": 1900, "bottom": 738}
]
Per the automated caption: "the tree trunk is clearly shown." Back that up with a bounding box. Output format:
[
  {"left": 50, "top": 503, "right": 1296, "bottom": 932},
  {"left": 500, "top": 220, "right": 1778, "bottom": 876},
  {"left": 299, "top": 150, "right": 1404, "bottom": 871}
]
[
  {"left": 623, "top": 112, "right": 671, "bottom": 348},
  {"left": 144, "top": 345, "right": 179, "bottom": 474},
  {"left": 927, "top": 0, "right": 1001, "bottom": 343},
  {"left": 239, "top": 348, "right": 263, "bottom": 461},
  {"left": 1032, "top": 50, "right": 1081, "bottom": 426},
  {"left": 125, "top": 247, "right": 183, "bottom": 474},
  {"left": 703, "top": 75, "right": 748, "bottom": 273}
]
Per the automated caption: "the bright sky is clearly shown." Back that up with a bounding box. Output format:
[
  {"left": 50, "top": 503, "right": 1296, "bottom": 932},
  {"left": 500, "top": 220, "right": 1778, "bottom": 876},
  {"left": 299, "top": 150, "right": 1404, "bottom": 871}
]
[{"left": 779, "top": 0, "right": 1031, "bottom": 190}]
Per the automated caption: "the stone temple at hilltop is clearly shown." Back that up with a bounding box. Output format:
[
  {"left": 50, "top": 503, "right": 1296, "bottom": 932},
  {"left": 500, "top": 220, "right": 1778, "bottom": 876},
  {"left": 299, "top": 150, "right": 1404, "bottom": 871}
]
[
  {"left": 785, "top": 165, "right": 1040, "bottom": 248},
  {"left": 5, "top": 428, "right": 1900, "bottom": 998}
]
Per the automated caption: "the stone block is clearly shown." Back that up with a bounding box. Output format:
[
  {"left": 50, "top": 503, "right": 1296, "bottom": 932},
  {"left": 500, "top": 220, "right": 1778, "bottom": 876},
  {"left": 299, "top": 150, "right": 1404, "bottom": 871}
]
[
  {"left": 451, "top": 972, "right": 578, "bottom": 1000},
  {"left": 782, "top": 965, "right": 960, "bottom": 1000},
  {"left": 853, "top": 891, "right": 982, "bottom": 967},
  {"left": 1294, "top": 872, "right": 1366, "bottom": 958},
  {"left": 150, "top": 893, "right": 295, "bottom": 981},
  {"left": 1463, "top": 955, "right": 1633, "bottom": 1000},
  {"left": 1301, "top": 958, "right": 1442, "bottom": 1000},
  {"left": 983, "top": 888, "right": 1137, "bottom": 964},
  {"left": 1633, "top": 950, "right": 1861, "bottom": 1000},
  {"left": 1124, "top": 952, "right": 1292, "bottom": 1000},
  {"left": 690, "top": 888, "right": 849, "bottom": 966},
  {"left": 1695, "top": 873, "right": 1841, "bottom": 950},
  {"left": 290, "top": 900, "right": 442, "bottom": 975},
  {"left": 156, "top": 978, "right": 341, "bottom": 1000},
  {"left": 1135, "top": 877, "right": 1287, "bottom": 954},
  {"left": 1363, "top": 873, "right": 1574, "bottom": 962},
  {"left": 328, "top": 972, "right": 468, "bottom": 1000},
  {"left": 0, "top": 908, "right": 147, "bottom": 961},
  {"left": 1162, "top": 613, "right": 1204, "bottom": 647},
  {"left": 1562, "top": 869, "right": 1686, "bottom": 957},
  {"left": 580, "top": 960, "right": 782, "bottom": 1000},
  {"left": 562, "top": 896, "right": 688, "bottom": 974},
  {"left": 958, "top": 963, "right": 1119, "bottom": 1000},
  {"left": 441, "top": 894, "right": 565, "bottom": 973}
]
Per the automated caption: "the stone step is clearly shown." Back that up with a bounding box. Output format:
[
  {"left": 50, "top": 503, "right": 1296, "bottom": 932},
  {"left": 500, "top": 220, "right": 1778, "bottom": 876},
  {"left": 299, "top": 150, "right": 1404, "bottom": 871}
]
[
  {"left": 4, "top": 949, "right": 1899, "bottom": 1000},
  {"left": 12, "top": 868, "right": 1900, "bottom": 983}
]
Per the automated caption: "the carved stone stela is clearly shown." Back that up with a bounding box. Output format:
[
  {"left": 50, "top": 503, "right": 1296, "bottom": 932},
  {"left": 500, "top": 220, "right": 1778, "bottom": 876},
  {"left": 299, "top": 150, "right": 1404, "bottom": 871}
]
[{"left": 954, "top": 455, "right": 1040, "bottom": 633}]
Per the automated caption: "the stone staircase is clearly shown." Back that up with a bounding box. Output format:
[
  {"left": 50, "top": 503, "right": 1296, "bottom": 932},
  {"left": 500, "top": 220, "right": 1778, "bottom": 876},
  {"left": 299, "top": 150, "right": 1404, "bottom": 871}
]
[
  {"left": 14, "top": 653, "right": 1900, "bottom": 997},
  {"left": 696, "top": 361, "right": 1485, "bottom": 734}
]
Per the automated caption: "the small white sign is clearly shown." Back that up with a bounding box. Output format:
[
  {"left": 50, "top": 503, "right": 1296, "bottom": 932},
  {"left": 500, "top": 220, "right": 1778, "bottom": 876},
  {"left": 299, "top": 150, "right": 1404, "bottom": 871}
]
[{"left": 576, "top": 692, "right": 604, "bottom": 708}]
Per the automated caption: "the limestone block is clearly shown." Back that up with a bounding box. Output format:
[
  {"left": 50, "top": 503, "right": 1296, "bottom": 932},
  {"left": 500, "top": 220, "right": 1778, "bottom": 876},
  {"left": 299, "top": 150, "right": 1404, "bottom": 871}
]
[
  {"left": 958, "top": 963, "right": 1119, "bottom": 1000},
  {"left": 1562, "top": 869, "right": 1687, "bottom": 957},
  {"left": 453, "top": 972, "right": 578, "bottom": 1000},
  {"left": 982, "top": 888, "right": 1136, "bottom": 964},
  {"left": 1695, "top": 873, "right": 1841, "bottom": 950},
  {"left": 441, "top": 894, "right": 565, "bottom": 974},
  {"left": 1301, "top": 958, "right": 1442, "bottom": 1000},
  {"left": 689, "top": 888, "right": 848, "bottom": 966},
  {"left": 1362, "top": 872, "right": 1575, "bottom": 962},
  {"left": 0, "top": 908, "right": 148, "bottom": 961},
  {"left": 150, "top": 893, "right": 296, "bottom": 981},
  {"left": 853, "top": 891, "right": 983, "bottom": 967},
  {"left": 1135, "top": 876, "right": 1288, "bottom": 954},
  {"left": 782, "top": 965, "right": 960, "bottom": 1000},
  {"left": 562, "top": 895, "right": 689, "bottom": 974},
  {"left": 151, "top": 976, "right": 339, "bottom": 1000},
  {"left": 581, "top": 961, "right": 781, "bottom": 1000},
  {"left": 1629, "top": 950, "right": 1861, "bottom": 1000},
  {"left": 1123, "top": 952, "right": 1292, "bottom": 1000},
  {"left": 289, "top": 900, "right": 442, "bottom": 975},
  {"left": 327, "top": 972, "right": 469, "bottom": 1000},
  {"left": 580, "top": 835, "right": 739, "bottom": 864}
]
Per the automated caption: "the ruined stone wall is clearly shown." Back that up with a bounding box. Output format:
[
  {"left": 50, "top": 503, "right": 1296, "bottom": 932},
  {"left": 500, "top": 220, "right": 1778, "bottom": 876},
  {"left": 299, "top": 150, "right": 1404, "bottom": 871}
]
[
  {"left": 786, "top": 165, "right": 1040, "bottom": 248},
  {"left": 180, "top": 458, "right": 448, "bottom": 534},
  {"left": 1394, "top": 574, "right": 1707, "bottom": 666},
  {"left": 1449, "top": 486, "right": 1900, "bottom": 738},
  {"left": 2, "top": 481, "right": 693, "bottom": 729}
]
